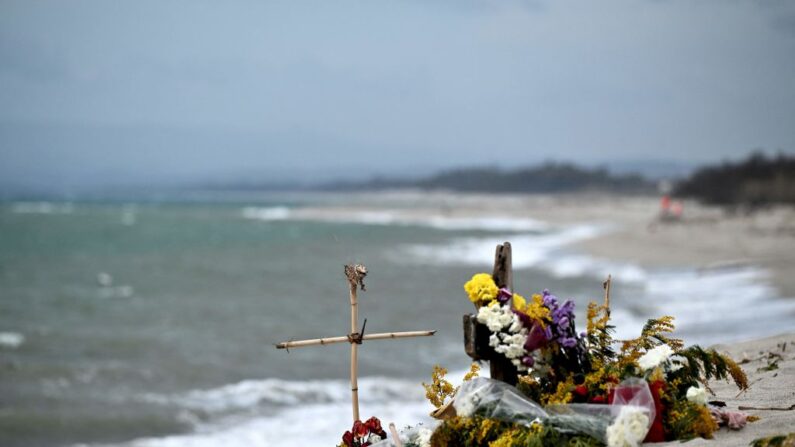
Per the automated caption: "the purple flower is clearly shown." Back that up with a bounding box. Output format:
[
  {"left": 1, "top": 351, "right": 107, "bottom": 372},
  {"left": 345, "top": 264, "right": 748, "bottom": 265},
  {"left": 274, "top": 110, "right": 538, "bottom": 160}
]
[
  {"left": 497, "top": 288, "right": 513, "bottom": 304},
  {"left": 542, "top": 289, "right": 557, "bottom": 307},
  {"left": 522, "top": 355, "right": 535, "bottom": 367},
  {"left": 524, "top": 324, "right": 549, "bottom": 351},
  {"left": 560, "top": 337, "right": 578, "bottom": 348}
]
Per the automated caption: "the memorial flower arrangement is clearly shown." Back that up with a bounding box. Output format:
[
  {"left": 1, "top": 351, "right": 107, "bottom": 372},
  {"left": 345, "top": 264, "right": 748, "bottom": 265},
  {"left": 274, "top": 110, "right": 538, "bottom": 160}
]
[{"left": 420, "top": 272, "right": 756, "bottom": 446}]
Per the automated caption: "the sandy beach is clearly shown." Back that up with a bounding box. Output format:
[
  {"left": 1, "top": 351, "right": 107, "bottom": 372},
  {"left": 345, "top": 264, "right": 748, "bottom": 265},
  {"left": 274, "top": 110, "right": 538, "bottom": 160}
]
[
  {"left": 289, "top": 192, "right": 795, "bottom": 297},
  {"left": 651, "top": 332, "right": 795, "bottom": 446},
  {"left": 286, "top": 192, "right": 795, "bottom": 444}
]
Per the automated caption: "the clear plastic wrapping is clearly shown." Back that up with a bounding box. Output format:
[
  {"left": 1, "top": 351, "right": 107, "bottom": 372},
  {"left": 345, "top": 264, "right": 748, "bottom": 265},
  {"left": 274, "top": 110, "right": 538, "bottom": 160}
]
[{"left": 451, "top": 377, "right": 655, "bottom": 446}]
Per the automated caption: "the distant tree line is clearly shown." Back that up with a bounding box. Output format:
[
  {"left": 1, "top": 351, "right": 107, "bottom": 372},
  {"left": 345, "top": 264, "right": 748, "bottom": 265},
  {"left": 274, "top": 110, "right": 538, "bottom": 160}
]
[
  {"left": 674, "top": 152, "right": 795, "bottom": 207},
  {"left": 326, "top": 162, "right": 654, "bottom": 194}
]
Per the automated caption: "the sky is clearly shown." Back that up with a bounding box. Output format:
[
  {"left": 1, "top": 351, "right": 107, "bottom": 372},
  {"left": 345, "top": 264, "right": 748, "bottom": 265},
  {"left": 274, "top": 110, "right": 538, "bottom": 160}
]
[{"left": 1, "top": 0, "right": 794, "bottom": 190}]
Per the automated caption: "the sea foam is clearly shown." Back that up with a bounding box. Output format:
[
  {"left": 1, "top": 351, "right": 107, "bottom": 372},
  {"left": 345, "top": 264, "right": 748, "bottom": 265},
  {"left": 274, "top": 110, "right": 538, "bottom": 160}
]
[
  {"left": 113, "top": 375, "right": 434, "bottom": 447},
  {"left": 241, "top": 206, "right": 291, "bottom": 221},
  {"left": 241, "top": 206, "right": 549, "bottom": 232},
  {"left": 0, "top": 331, "right": 25, "bottom": 349}
]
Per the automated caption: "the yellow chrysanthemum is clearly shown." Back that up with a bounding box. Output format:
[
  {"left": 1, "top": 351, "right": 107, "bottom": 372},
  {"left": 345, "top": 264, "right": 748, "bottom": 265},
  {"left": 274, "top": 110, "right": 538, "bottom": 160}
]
[
  {"left": 512, "top": 293, "right": 527, "bottom": 312},
  {"left": 464, "top": 273, "right": 498, "bottom": 305},
  {"left": 520, "top": 294, "right": 551, "bottom": 327}
]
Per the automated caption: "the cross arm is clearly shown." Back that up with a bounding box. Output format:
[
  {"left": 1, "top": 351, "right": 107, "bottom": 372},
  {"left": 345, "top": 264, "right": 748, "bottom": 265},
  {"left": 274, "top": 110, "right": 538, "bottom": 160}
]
[{"left": 275, "top": 330, "right": 436, "bottom": 350}]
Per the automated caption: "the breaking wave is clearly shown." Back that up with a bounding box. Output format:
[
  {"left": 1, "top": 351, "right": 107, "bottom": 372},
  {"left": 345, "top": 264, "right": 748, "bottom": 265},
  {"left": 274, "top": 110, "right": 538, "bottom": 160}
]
[
  {"left": 10, "top": 202, "right": 74, "bottom": 214},
  {"left": 105, "top": 375, "right": 435, "bottom": 447},
  {"left": 241, "top": 206, "right": 549, "bottom": 232},
  {"left": 241, "top": 206, "right": 291, "bottom": 221}
]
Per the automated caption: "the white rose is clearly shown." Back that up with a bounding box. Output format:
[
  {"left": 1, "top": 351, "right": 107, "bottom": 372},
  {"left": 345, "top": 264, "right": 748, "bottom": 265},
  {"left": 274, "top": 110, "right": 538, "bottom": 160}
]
[
  {"left": 686, "top": 385, "right": 708, "bottom": 405},
  {"left": 637, "top": 344, "right": 674, "bottom": 371}
]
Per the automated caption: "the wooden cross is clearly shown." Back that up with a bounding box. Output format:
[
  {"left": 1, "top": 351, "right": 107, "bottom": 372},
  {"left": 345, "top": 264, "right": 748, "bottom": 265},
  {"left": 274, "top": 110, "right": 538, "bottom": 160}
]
[
  {"left": 463, "top": 242, "right": 520, "bottom": 385},
  {"left": 275, "top": 263, "right": 436, "bottom": 423}
]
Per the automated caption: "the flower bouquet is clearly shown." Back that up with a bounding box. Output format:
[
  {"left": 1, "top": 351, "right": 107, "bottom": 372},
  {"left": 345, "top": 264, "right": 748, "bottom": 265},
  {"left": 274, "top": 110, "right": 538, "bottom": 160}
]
[{"left": 420, "top": 272, "right": 754, "bottom": 446}]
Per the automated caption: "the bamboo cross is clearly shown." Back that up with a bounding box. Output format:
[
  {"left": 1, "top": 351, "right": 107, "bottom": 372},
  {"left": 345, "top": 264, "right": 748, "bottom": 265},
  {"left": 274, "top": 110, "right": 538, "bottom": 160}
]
[{"left": 275, "top": 263, "right": 436, "bottom": 423}]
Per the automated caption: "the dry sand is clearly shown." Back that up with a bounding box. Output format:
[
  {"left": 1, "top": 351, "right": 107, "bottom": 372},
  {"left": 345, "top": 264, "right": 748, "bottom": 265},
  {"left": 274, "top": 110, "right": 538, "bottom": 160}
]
[{"left": 656, "top": 332, "right": 795, "bottom": 446}]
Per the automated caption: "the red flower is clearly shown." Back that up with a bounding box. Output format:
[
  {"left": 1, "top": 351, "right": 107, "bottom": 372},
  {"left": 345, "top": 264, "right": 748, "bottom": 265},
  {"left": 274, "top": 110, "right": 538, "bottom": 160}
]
[
  {"left": 341, "top": 430, "right": 354, "bottom": 446},
  {"left": 591, "top": 395, "right": 606, "bottom": 404},
  {"left": 352, "top": 420, "right": 368, "bottom": 439},
  {"left": 574, "top": 385, "right": 588, "bottom": 397},
  {"left": 364, "top": 416, "right": 382, "bottom": 434}
]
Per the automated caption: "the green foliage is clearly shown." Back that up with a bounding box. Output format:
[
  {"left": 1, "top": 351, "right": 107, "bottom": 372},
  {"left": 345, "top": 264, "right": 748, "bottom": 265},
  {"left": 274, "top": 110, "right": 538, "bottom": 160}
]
[
  {"left": 621, "top": 316, "right": 683, "bottom": 354},
  {"left": 328, "top": 163, "right": 654, "bottom": 194},
  {"left": 429, "top": 416, "right": 601, "bottom": 447},
  {"left": 675, "top": 151, "right": 795, "bottom": 207},
  {"left": 669, "top": 345, "right": 749, "bottom": 393},
  {"left": 751, "top": 433, "right": 795, "bottom": 447},
  {"left": 664, "top": 399, "right": 718, "bottom": 441},
  {"left": 585, "top": 300, "right": 615, "bottom": 369}
]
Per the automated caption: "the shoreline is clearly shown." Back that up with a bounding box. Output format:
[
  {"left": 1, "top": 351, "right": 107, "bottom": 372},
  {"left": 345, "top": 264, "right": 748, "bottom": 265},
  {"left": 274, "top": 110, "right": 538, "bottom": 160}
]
[{"left": 277, "top": 191, "right": 795, "bottom": 298}]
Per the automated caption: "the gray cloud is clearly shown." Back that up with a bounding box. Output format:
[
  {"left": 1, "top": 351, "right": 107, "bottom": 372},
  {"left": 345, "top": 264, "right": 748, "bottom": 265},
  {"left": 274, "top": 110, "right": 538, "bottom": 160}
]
[{"left": 0, "top": 0, "right": 793, "bottom": 190}]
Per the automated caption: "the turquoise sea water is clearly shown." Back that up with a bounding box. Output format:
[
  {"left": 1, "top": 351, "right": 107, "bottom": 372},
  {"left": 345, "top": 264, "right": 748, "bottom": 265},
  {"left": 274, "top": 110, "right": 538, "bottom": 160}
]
[{"left": 1, "top": 193, "right": 791, "bottom": 446}]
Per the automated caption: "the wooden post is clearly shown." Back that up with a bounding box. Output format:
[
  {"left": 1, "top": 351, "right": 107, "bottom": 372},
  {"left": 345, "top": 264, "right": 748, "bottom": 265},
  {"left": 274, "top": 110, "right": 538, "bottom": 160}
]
[
  {"left": 462, "top": 242, "right": 519, "bottom": 386},
  {"left": 492, "top": 242, "right": 513, "bottom": 292},
  {"left": 489, "top": 242, "right": 518, "bottom": 385}
]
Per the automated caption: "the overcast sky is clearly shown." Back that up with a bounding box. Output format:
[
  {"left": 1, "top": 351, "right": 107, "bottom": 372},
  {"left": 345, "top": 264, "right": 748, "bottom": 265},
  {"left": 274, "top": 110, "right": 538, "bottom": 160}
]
[{"left": 1, "top": 0, "right": 794, "bottom": 189}]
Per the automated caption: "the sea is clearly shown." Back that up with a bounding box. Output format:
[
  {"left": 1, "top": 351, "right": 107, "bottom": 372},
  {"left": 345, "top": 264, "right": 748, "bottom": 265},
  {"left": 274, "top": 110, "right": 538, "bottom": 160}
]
[{"left": 1, "top": 191, "right": 793, "bottom": 447}]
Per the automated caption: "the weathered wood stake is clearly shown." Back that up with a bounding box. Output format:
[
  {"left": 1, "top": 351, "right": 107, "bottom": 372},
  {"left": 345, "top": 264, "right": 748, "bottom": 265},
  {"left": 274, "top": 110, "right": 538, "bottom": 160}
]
[{"left": 463, "top": 242, "right": 519, "bottom": 385}]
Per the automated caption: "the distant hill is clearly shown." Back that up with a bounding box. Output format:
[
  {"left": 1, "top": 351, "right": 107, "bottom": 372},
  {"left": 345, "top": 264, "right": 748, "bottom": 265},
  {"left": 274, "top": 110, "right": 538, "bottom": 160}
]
[
  {"left": 674, "top": 152, "right": 795, "bottom": 206},
  {"left": 326, "top": 162, "right": 655, "bottom": 194}
]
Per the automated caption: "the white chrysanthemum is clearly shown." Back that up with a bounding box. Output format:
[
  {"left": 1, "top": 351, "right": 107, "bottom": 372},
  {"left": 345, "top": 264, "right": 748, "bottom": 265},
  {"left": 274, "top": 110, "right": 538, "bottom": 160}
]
[
  {"left": 504, "top": 344, "right": 525, "bottom": 359},
  {"left": 507, "top": 333, "right": 526, "bottom": 345},
  {"left": 477, "top": 304, "right": 513, "bottom": 332},
  {"left": 686, "top": 385, "right": 708, "bottom": 405},
  {"left": 637, "top": 344, "right": 674, "bottom": 371},
  {"left": 607, "top": 406, "right": 650, "bottom": 447},
  {"left": 488, "top": 333, "right": 500, "bottom": 348},
  {"left": 508, "top": 318, "right": 523, "bottom": 333},
  {"left": 497, "top": 310, "right": 514, "bottom": 327}
]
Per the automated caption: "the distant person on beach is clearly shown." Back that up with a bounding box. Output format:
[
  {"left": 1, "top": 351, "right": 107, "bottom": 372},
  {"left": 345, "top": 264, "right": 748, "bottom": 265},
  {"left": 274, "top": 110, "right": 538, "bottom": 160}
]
[{"left": 649, "top": 194, "right": 684, "bottom": 232}]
